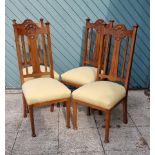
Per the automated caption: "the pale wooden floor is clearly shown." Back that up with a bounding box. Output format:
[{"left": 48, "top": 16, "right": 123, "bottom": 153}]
[{"left": 5, "top": 90, "right": 150, "bottom": 155}]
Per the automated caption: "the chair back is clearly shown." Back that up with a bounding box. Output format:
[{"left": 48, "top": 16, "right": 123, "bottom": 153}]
[
  {"left": 13, "top": 19, "right": 54, "bottom": 84},
  {"left": 97, "top": 24, "right": 138, "bottom": 90},
  {"left": 82, "top": 18, "right": 114, "bottom": 67}
]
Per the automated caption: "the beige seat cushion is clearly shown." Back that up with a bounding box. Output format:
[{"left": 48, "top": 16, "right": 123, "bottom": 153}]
[
  {"left": 72, "top": 81, "right": 126, "bottom": 110},
  {"left": 22, "top": 78, "right": 71, "bottom": 105},
  {"left": 61, "top": 66, "right": 98, "bottom": 86},
  {"left": 23, "top": 65, "right": 59, "bottom": 81}
]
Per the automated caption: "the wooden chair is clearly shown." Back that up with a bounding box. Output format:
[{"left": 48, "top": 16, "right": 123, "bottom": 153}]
[
  {"left": 13, "top": 19, "right": 59, "bottom": 118},
  {"left": 13, "top": 19, "right": 71, "bottom": 137},
  {"left": 61, "top": 18, "right": 113, "bottom": 114},
  {"left": 72, "top": 24, "right": 138, "bottom": 143}
]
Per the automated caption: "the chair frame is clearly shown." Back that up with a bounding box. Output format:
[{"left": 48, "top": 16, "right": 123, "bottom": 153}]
[
  {"left": 62, "top": 18, "right": 114, "bottom": 115},
  {"left": 13, "top": 19, "right": 70, "bottom": 137},
  {"left": 72, "top": 24, "right": 138, "bottom": 143},
  {"left": 62, "top": 18, "right": 114, "bottom": 88}
]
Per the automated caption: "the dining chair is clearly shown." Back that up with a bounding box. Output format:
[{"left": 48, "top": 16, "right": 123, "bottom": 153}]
[
  {"left": 61, "top": 18, "right": 114, "bottom": 114},
  {"left": 13, "top": 19, "right": 71, "bottom": 137},
  {"left": 13, "top": 19, "right": 60, "bottom": 118},
  {"left": 72, "top": 23, "right": 138, "bottom": 143}
]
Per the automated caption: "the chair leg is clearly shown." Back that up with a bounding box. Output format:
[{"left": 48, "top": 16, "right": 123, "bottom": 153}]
[
  {"left": 104, "top": 110, "right": 111, "bottom": 143},
  {"left": 72, "top": 99, "right": 77, "bottom": 129},
  {"left": 87, "top": 107, "right": 91, "bottom": 116},
  {"left": 28, "top": 105, "right": 36, "bottom": 137},
  {"left": 66, "top": 100, "right": 70, "bottom": 128},
  {"left": 22, "top": 94, "right": 27, "bottom": 118},
  {"left": 98, "top": 110, "right": 102, "bottom": 115},
  {"left": 50, "top": 104, "right": 54, "bottom": 112},
  {"left": 123, "top": 97, "right": 128, "bottom": 124}
]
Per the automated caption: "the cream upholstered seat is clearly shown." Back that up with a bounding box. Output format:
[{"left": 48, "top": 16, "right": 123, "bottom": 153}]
[
  {"left": 23, "top": 65, "right": 59, "bottom": 81},
  {"left": 72, "top": 81, "right": 126, "bottom": 110},
  {"left": 22, "top": 78, "right": 71, "bottom": 105},
  {"left": 61, "top": 66, "right": 98, "bottom": 86}
]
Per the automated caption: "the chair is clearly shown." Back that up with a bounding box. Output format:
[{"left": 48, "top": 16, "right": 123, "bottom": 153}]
[
  {"left": 13, "top": 19, "right": 71, "bottom": 137},
  {"left": 61, "top": 18, "right": 113, "bottom": 114},
  {"left": 13, "top": 19, "right": 59, "bottom": 118},
  {"left": 72, "top": 24, "right": 138, "bottom": 143}
]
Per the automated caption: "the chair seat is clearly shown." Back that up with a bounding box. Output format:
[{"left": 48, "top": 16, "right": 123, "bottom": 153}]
[
  {"left": 72, "top": 81, "right": 126, "bottom": 110},
  {"left": 23, "top": 65, "right": 59, "bottom": 81},
  {"left": 22, "top": 78, "right": 71, "bottom": 105},
  {"left": 61, "top": 66, "right": 98, "bottom": 86}
]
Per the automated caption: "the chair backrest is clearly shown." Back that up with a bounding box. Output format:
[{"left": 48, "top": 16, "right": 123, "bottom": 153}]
[
  {"left": 97, "top": 24, "right": 138, "bottom": 90},
  {"left": 13, "top": 19, "right": 54, "bottom": 85},
  {"left": 82, "top": 18, "right": 114, "bottom": 67}
]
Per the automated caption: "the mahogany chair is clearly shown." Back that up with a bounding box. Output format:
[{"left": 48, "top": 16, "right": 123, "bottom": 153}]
[
  {"left": 13, "top": 19, "right": 71, "bottom": 137},
  {"left": 61, "top": 18, "right": 113, "bottom": 114},
  {"left": 13, "top": 19, "right": 59, "bottom": 118},
  {"left": 72, "top": 24, "right": 138, "bottom": 143}
]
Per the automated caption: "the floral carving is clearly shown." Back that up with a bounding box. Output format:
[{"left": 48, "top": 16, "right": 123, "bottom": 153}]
[{"left": 113, "top": 24, "right": 127, "bottom": 41}]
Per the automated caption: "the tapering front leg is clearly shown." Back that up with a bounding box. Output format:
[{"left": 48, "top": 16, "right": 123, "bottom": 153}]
[
  {"left": 50, "top": 104, "right": 54, "bottom": 112},
  {"left": 72, "top": 99, "right": 77, "bottom": 129},
  {"left": 104, "top": 110, "right": 111, "bottom": 143},
  {"left": 123, "top": 97, "right": 128, "bottom": 124},
  {"left": 66, "top": 100, "right": 70, "bottom": 128},
  {"left": 22, "top": 93, "right": 27, "bottom": 118},
  {"left": 28, "top": 105, "right": 36, "bottom": 137}
]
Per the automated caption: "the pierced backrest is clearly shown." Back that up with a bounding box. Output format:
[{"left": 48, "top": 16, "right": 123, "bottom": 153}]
[
  {"left": 82, "top": 18, "right": 114, "bottom": 67},
  {"left": 97, "top": 24, "right": 138, "bottom": 90},
  {"left": 13, "top": 19, "right": 54, "bottom": 84}
]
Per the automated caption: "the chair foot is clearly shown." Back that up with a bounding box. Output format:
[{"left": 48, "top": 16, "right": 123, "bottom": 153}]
[
  {"left": 104, "top": 139, "right": 109, "bottom": 143},
  {"left": 32, "top": 133, "right": 36, "bottom": 137},
  {"left": 66, "top": 125, "right": 70, "bottom": 128}
]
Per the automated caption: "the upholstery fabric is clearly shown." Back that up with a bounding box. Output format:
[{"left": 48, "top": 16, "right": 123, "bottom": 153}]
[
  {"left": 23, "top": 65, "right": 59, "bottom": 81},
  {"left": 61, "top": 66, "right": 98, "bottom": 86},
  {"left": 72, "top": 81, "right": 126, "bottom": 110},
  {"left": 22, "top": 78, "right": 71, "bottom": 105}
]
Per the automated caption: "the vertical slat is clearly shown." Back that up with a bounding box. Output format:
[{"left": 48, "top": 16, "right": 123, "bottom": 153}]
[
  {"left": 87, "top": 28, "right": 93, "bottom": 63},
  {"left": 27, "top": 37, "right": 32, "bottom": 65},
  {"left": 37, "top": 35, "right": 43, "bottom": 64},
  {"left": 103, "top": 35, "right": 111, "bottom": 74},
  {"left": 40, "top": 19, "right": 48, "bottom": 72},
  {"left": 109, "top": 39, "right": 122, "bottom": 78},
  {"left": 82, "top": 18, "right": 90, "bottom": 66},
  {"left": 121, "top": 36, "right": 129, "bottom": 78},
  {"left": 96, "top": 31, "right": 105, "bottom": 80},
  {"left": 29, "top": 36, "right": 41, "bottom": 74},
  {"left": 92, "top": 30, "right": 101, "bottom": 65},
  {"left": 45, "top": 22, "right": 54, "bottom": 78},
  {"left": 21, "top": 35, "right": 28, "bottom": 75}
]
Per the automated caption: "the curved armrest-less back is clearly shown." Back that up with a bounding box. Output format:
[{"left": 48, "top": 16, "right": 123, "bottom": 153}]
[{"left": 13, "top": 19, "right": 54, "bottom": 85}]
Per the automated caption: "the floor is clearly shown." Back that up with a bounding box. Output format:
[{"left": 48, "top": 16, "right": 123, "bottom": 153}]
[{"left": 5, "top": 90, "right": 150, "bottom": 155}]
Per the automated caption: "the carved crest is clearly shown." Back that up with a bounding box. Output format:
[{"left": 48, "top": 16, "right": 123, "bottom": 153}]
[
  {"left": 113, "top": 24, "right": 127, "bottom": 41},
  {"left": 24, "top": 23, "right": 39, "bottom": 38}
]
